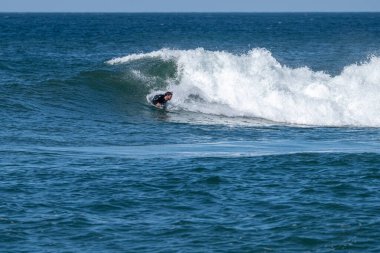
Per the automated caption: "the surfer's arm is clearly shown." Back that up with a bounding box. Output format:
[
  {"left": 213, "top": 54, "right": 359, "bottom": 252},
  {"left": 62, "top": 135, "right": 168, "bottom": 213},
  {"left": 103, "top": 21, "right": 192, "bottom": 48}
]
[{"left": 155, "top": 103, "right": 163, "bottom": 108}]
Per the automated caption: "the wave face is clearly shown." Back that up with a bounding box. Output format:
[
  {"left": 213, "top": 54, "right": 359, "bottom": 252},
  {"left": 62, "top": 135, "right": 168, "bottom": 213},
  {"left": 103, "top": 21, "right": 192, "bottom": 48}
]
[{"left": 108, "top": 48, "right": 380, "bottom": 127}]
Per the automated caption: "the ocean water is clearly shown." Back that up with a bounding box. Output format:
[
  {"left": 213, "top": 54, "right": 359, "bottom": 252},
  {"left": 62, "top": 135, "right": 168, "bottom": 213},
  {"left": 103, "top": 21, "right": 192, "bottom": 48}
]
[{"left": 1, "top": 13, "right": 380, "bottom": 252}]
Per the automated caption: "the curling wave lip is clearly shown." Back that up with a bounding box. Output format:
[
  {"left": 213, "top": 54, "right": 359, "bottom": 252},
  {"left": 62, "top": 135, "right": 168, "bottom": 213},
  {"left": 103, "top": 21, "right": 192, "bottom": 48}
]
[{"left": 108, "top": 48, "right": 380, "bottom": 127}]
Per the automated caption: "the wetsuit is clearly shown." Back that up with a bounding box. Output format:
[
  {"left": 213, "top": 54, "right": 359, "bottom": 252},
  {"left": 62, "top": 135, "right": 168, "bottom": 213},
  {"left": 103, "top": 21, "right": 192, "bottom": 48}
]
[{"left": 152, "top": 94, "right": 167, "bottom": 106}]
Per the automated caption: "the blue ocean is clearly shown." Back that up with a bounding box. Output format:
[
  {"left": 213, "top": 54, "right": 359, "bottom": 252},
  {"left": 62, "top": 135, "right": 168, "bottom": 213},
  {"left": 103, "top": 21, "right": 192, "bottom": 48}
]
[{"left": 1, "top": 13, "right": 380, "bottom": 252}]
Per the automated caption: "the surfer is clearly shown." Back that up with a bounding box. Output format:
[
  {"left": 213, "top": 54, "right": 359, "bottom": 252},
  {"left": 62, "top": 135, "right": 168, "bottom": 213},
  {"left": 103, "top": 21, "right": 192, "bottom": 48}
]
[{"left": 152, "top": 92, "right": 173, "bottom": 108}]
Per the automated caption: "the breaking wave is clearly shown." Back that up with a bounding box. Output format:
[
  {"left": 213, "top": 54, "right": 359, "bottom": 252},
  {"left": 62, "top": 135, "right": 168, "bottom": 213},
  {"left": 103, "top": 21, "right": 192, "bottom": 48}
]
[{"left": 107, "top": 48, "right": 380, "bottom": 127}]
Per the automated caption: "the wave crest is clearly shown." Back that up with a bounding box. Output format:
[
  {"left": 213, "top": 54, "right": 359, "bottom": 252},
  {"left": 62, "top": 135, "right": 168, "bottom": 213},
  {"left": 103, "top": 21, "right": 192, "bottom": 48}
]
[{"left": 108, "top": 48, "right": 380, "bottom": 127}]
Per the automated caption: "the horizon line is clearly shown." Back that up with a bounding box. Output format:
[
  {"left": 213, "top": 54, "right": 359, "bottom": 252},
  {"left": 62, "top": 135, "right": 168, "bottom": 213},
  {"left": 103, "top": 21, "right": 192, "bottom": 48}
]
[{"left": 1, "top": 11, "right": 380, "bottom": 14}]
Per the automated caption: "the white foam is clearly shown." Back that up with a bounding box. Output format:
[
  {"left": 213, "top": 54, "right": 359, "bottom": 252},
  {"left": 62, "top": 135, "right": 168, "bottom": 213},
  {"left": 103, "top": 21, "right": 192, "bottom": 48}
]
[
  {"left": 108, "top": 48, "right": 380, "bottom": 127},
  {"left": 106, "top": 49, "right": 179, "bottom": 65}
]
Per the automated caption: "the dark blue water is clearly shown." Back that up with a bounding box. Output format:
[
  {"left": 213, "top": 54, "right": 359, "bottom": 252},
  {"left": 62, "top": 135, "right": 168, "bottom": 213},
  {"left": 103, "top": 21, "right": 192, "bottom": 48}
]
[{"left": 1, "top": 13, "right": 380, "bottom": 252}]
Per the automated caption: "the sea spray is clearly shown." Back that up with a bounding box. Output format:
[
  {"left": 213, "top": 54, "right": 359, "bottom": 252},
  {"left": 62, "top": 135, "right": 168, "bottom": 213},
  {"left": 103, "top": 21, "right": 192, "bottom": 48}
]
[{"left": 108, "top": 48, "right": 380, "bottom": 127}]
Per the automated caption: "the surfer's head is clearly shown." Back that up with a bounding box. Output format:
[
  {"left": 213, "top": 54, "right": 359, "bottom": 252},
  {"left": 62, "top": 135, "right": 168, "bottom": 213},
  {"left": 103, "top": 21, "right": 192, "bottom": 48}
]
[{"left": 164, "top": 92, "right": 173, "bottom": 101}]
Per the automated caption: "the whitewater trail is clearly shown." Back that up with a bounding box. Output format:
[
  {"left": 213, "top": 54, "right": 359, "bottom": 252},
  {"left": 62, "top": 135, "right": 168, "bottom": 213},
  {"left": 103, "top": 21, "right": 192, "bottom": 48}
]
[{"left": 107, "top": 48, "right": 380, "bottom": 127}]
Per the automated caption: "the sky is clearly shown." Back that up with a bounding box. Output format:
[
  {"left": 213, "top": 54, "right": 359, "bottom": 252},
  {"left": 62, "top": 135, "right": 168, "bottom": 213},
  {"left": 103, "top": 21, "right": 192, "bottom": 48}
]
[{"left": 1, "top": 0, "right": 380, "bottom": 12}]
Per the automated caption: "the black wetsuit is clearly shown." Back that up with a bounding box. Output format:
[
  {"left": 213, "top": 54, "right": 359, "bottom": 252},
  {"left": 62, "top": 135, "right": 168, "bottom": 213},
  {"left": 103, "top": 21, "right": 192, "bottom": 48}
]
[{"left": 152, "top": 94, "right": 167, "bottom": 106}]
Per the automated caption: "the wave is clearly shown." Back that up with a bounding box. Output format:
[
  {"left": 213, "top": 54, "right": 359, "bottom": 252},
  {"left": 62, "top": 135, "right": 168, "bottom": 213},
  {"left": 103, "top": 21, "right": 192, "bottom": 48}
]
[{"left": 107, "top": 48, "right": 380, "bottom": 127}]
